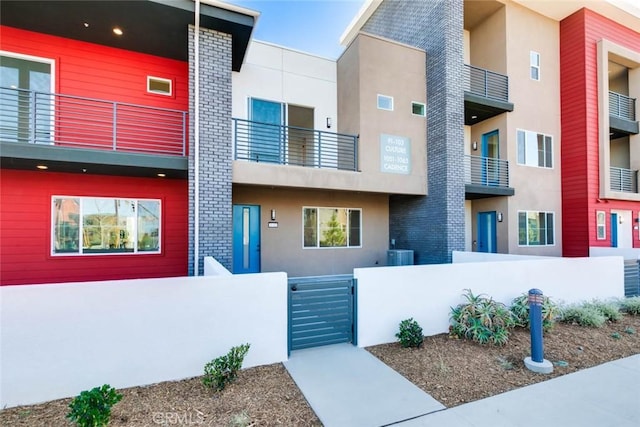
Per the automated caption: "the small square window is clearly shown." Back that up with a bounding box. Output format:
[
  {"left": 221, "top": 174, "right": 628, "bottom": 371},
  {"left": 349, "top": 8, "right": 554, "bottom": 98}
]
[
  {"left": 147, "top": 76, "right": 172, "bottom": 96},
  {"left": 411, "top": 102, "right": 426, "bottom": 116},
  {"left": 377, "top": 94, "right": 393, "bottom": 111}
]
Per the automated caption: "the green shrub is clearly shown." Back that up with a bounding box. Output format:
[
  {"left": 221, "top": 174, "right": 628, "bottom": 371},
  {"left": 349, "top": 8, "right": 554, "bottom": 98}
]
[
  {"left": 585, "top": 300, "right": 621, "bottom": 322},
  {"left": 620, "top": 296, "right": 640, "bottom": 316},
  {"left": 396, "top": 318, "right": 424, "bottom": 348},
  {"left": 510, "top": 293, "right": 559, "bottom": 332},
  {"left": 203, "top": 344, "right": 250, "bottom": 392},
  {"left": 560, "top": 305, "right": 606, "bottom": 327},
  {"left": 449, "top": 289, "right": 515, "bottom": 346},
  {"left": 66, "top": 384, "right": 123, "bottom": 427}
]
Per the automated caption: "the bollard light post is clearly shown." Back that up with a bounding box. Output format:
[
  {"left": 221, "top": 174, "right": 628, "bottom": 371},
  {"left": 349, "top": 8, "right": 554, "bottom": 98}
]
[{"left": 523, "top": 288, "right": 553, "bottom": 374}]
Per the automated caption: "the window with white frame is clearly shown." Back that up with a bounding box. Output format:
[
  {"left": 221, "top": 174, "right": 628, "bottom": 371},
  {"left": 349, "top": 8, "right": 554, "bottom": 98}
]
[
  {"left": 517, "top": 129, "right": 553, "bottom": 168},
  {"left": 518, "top": 211, "right": 554, "bottom": 246},
  {"left": 411, "top": 101, "right": 426, "bottom": 116},
  {"left": 303, "top": 207, "right": 361, "bottom": 248},
  {"left": 147, "top": 76, "right": 172, "bottom": 96},
  {"left": 377, "top": 94, "right": 393, "bottom": 111},
  {"left": 52, "top": 197, "right": 161, "bottom": 254},
  {"left": 530, "top": 51, "right": 540, "bottom": 81},
  {"left": 596, "top": 211, "right": 606, "bottom": 240}
]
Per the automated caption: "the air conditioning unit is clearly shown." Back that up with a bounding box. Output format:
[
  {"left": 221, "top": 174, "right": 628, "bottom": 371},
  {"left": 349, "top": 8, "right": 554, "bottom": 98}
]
[{"left": 387, "top": 249, "right": 414, "bottom": 266}]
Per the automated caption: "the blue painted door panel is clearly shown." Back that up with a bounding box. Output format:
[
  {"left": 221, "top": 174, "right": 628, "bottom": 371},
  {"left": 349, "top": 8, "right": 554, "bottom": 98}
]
[
  {"left": 477, "top": 211, "right": 497, "bottom": 253},
  {"left": 611, "top": 213, "right": 618, "bottom": 248},
  {"left": 233, "top": 205, "right": 260, "bottom": 274},
  {"left": 249, "top": 98, "right": 283, "bottom": 163}
]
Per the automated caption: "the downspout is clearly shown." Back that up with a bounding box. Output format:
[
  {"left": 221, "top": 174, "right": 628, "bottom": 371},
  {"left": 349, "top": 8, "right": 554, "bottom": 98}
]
[{"left": 194, "top": 0, "right": 201, "bottom": 276}]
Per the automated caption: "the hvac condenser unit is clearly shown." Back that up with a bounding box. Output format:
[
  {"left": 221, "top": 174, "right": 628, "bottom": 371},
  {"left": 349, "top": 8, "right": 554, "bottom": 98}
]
[{"left": 387, "top": 249, "right": 414, "bottom": 266}]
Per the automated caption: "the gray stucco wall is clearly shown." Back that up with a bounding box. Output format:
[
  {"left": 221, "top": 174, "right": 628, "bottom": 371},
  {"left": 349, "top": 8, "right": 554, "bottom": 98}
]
[
  {"left": 363, "top": 0, "right": 465, "bottom": 264},
  {"left": 188, "top": 26, "right": 233, "bottom": 275}
]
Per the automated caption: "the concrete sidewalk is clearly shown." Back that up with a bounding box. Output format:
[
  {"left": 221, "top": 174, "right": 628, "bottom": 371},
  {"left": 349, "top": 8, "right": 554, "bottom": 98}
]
[
  {"left": 399, "top": 354, "right": 640, "bottom": 427},
  {"left": 286, "top": 344, "right": 639, "bottom": 427},
  {"left": 283, "top": 344, "right": 445, "bottom": 426}
]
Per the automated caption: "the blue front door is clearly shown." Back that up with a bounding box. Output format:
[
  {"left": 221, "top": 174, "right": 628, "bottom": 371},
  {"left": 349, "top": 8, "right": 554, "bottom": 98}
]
[
  {"left": 477, "top": 211, "right": 497, "bottom": 253},
  {"left": 481, "top": 130, "right": 499, "bottom": 186},
  {"left": 233, "top": 205, "right": 261, "bottom": 274},
  {"left": 249, "top": 98, "right": 283, "bottom": 163},
  {"left": 611, "top": 213, "right": 618, "bottom": 248}
]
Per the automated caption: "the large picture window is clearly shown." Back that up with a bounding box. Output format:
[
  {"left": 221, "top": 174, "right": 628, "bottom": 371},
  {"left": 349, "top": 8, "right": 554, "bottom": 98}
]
[
  {"left": 303, "top": 207, "right": 361, "bottom": 248},
  {"left": 52, "top": 197, "right": 161, "bottom": 255},
  {"left": 518, "top": 211, "right": 554, "bottom": 246},
  {"left": 517, "top": 129, "right": 553, "bottom": 168}
]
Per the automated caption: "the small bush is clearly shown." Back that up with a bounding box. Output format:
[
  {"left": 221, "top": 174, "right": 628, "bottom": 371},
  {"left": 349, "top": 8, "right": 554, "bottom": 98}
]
[
  {"left": 510, "top": 293, "right": 559, "bottom": 332},
  {"left": 620, "top": 296, "right": 640, "bottom": 316},
  {"left": 560, "top": 305, "right": 606, "bottom": 327},
  {"left": 203, "top": 344, "right": 250, "bottom": 392},
  {"left": 449, "top": 289, "right": 515, "bottom": 346},
  {"left": 66, "top": 384, "right": 123, "bottom": 427},
  {"left": 585, "top": 300, "right": 621, "bottom": 322},
  {"left": 396, "top": 318, "right": 424, "bottom": 348}
]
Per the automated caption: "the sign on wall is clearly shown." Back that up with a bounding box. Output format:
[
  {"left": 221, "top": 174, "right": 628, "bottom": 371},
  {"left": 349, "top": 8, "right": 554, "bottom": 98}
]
[{"left": 380, "top": 134, "right": 411, "bottom": 174}]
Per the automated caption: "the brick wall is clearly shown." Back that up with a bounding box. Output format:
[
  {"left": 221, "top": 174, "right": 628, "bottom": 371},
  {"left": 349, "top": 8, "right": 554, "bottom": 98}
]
[
  {"left": 188, "top": 26, "right": 233, "bottom": 275},
  {"left": 363, "top": 0, "right": 465, "bottom": 264}
]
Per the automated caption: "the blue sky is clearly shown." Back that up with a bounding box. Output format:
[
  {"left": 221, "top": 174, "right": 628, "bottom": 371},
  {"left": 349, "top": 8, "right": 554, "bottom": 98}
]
[{"left": 226, "top": 0, "right": 366, "bottom": 58}]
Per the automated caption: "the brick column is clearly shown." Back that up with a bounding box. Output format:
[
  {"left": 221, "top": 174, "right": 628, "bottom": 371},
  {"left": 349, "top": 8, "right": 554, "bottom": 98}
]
[
  {"left": 363, "top": 0, "right": 465, "bottom": 264},
  {"left": 188, "top": 26, "right": 233, "bottom": 275}
]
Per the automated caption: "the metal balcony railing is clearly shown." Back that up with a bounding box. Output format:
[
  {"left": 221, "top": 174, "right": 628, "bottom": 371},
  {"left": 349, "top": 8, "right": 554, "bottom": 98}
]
[
  {"left": 0, "top": 86, "right": 187, "bottom": 156},
  {"left": 609, "top": 91, "right": 637, "bottom": 121},
  {"left": 464, "top": 155, "right": 510, "bottom": 188},
  {"left": 463, "top": 64, "right": 510, "bottom": 102},
  {"left": 610, "top": 167, "right": 638, "bottom": 193},
  {"left": 233, "top": 118, "right": 358, "bottom": 171}
]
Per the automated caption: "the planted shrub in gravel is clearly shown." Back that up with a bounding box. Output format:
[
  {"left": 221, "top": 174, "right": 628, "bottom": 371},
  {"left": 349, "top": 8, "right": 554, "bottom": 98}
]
[
  {"left": 510, "top": 293, "right": 559, "bottom": 332},
  {"left": 396, "top": 318, "right": 424, "bottom": 348},
  {"left": 449, "top": 289, "right": 515, "bottom": 346},
  {"left": 203, "top": 344, "right": 250, "bottom": 392},
  {"left": 560, "top": 305, "right": 606, "bottom": 327},
  {"left": 585, "top": 300, "right": 622, "bottom": 322},
  {"left": 620, "top": 296, "right": 640, "bottom": 316},
  {"left": 66, "top": 384, "right": 123, "bottom": 427}
]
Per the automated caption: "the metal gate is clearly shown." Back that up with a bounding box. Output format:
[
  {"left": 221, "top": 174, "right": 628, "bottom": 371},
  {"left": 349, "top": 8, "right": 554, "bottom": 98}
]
[
  {"left": 624, "top": 259, "right": 640, "bottom": 297},
  {"left": 288, "top": 275, "right": 355, "bottom": 352}
]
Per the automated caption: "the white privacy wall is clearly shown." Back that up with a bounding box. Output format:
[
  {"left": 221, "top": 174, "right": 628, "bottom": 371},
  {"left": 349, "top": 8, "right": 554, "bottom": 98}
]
[
  {"left": 354, "top": 256, "right": 624, "bottom": 348},
  {"left": 0, "top": 273, "right": 288, "bottom": 408}
]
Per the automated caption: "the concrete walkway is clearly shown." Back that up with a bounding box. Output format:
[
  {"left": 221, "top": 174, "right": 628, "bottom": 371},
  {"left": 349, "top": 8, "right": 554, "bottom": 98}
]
[
  {"left": 398, "top": 354, "right": 640, "bottom": 427},
  {"left": 286, "top": 344, "right": 639, "bottom": 427},
  {"left": 283, "top": 344, "right": 445, "bottom": 427}
]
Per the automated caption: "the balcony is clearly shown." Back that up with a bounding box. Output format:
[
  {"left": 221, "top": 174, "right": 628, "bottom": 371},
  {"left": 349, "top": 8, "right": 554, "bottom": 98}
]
[
  {"left": 0, "top": 87, "right": 188, "bottom": 178},
  {"left": 609, "top": 91, "right": 638, "bottom": 138},
  {"left": 610, "top": 167, "right": 638, "bottom": 193},
  {"left": 464, "top": 154, "right": 514, "bottom": 199},
  {"left": 464, "top": 64, "right": 514, "bottom": 125},
  {"left": 1, "top": 87, "right": 187, "bottom": 155},
  {"left": 233, "top": 118, "right": 358, "bottom": 171}
]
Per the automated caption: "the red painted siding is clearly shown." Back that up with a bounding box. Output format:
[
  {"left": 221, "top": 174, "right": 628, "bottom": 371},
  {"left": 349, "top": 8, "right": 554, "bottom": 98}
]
[
  {"left": 0, "top": 170, "right": 188, "bottom": 285},
  {"left": 560, "top": 9, "right": 640, "bottom": 256},
  {"left": 0, "top": 26, "right": 188, "bottom": 111}
]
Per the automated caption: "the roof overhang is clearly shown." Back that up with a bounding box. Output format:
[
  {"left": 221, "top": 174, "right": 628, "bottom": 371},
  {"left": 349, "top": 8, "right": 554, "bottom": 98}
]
[{"left": 0, "top": 0, "right": 259, "bottom": 71}]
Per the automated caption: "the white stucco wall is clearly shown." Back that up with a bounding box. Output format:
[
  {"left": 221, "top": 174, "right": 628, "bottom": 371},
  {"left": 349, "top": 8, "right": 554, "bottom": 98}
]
[
  {"left": 0, "top": 273, "right": 287, "bottom": 408},
  {"left": 354, "top": 256, "right": 624, "bottom": 348},
  {"left": 232, "top": 40, "right": 338, "bottom": 131}
]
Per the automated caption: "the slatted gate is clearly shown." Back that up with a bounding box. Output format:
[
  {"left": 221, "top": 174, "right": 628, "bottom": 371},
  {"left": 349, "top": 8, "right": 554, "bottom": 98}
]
[
  {"left": 624, "top": 259, "right": 640, "bottom": 297},
  {"left": 288, "top": 275, "right": 355, "bottom": 352}
]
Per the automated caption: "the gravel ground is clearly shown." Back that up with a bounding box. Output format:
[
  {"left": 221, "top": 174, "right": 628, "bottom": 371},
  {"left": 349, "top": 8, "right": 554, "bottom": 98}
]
[{"left": 2, "top": 315, "right": 638, "bottom": 426}]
